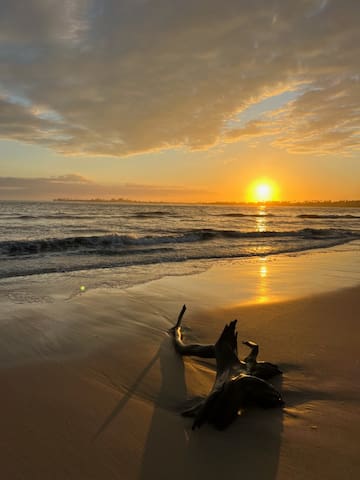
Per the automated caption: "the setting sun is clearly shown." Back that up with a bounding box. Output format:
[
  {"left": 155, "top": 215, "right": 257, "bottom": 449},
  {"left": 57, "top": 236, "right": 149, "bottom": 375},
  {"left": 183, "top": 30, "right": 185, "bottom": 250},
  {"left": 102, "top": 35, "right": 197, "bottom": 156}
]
[
  {"left": 255, "top": 184, "right": 272, "bottom": 202},
  {"left": 247, "top": 179, "right": 279, "bottom": 203}
]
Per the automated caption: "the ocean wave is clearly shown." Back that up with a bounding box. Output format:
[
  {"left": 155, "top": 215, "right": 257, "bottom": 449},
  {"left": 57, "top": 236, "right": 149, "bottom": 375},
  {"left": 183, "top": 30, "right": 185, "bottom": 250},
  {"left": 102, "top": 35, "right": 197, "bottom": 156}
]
[
  {"left": 2, "top": 214, "right": 99, "bottom": 221},
  {"left": 68, "top": 228, "right": 112, "bottom": 234},
  {"left": 186, "top": 227, "right": 357, "bottom": 241},
  {"left": 297, "top": 214, "right": 360, "bottom": 219},
  {"left": 217, "top": 213, "right": 276, "bottom": 218},
  {"left": 4, "top": 211, "right": 179, "bottom": 221},
  {"left": 1, "top": 228, "right": 358, "bottom": 256},
  {"left": 0, "top": 238, "right": 358, "bottom": 280},
  {"left": 132, "top": 210, "right": 172, "bottom": 216},
  {"left": 131, "top": 212, "right": 178, "bottom": 219}
]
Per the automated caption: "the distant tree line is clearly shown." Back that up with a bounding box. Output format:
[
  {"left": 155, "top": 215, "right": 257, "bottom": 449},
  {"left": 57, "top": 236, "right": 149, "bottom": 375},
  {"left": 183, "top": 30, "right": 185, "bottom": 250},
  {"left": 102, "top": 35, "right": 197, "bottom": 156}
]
[
  {"left": 210, "top": 200, "right": 360, "bottom": 207},
  {"left": 53, "top": 198, "right": 360, "bottom": 207}
]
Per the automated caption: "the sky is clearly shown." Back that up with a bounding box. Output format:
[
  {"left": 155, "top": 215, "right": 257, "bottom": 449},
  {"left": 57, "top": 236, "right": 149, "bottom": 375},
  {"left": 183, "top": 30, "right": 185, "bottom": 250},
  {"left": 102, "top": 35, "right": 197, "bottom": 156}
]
[{"left": 0, "top": 0, "right": 359, "bottom": 202}]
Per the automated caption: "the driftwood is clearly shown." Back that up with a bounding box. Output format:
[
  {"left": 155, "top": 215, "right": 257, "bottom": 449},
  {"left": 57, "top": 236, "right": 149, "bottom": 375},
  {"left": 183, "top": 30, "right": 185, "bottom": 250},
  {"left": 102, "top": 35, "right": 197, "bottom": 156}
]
[{"left": 171, "top": 305, "right": 283, "bottom": 430}]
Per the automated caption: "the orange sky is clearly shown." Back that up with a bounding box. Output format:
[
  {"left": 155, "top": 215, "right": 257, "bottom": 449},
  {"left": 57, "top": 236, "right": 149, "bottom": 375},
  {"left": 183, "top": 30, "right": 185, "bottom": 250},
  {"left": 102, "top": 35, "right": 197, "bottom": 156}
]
[{"left": 0, "top": 1, "right": 359, "bottom": 202}]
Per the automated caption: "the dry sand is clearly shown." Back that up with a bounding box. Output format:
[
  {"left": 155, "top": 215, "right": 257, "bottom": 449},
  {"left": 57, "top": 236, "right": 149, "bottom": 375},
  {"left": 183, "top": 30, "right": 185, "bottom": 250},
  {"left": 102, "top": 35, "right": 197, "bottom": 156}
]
[{"left": 0, "top": 251, "right": 359, "bottom": 479}]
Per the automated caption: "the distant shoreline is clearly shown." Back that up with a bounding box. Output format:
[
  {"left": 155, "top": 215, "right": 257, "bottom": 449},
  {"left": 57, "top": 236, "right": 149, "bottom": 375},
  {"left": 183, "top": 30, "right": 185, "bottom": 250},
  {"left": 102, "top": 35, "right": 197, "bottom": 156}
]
[{"left": 53, "top": 198, "right": 360, "bottom": 207}]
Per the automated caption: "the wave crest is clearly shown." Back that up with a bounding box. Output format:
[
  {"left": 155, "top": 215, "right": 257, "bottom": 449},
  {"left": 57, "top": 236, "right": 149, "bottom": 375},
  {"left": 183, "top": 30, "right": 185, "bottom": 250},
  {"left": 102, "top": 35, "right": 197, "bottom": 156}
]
[
  {"left": 297, "top": 214, "right": 360, "bottom": 219},
  {"left": 1, "top": 227, "right": 358, "bottom": 256}
]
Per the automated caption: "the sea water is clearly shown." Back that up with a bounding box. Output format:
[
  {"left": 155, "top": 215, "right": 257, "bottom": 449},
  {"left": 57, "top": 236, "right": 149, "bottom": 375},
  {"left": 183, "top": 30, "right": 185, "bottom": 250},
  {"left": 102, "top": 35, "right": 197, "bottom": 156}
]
[{"left": 0, "top": 201, "right": 359, "bottom": 299}]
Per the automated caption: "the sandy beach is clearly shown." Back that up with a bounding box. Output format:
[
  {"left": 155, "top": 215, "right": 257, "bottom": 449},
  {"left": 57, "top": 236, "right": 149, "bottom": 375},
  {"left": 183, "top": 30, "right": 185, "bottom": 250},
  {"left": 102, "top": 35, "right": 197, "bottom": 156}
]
[{"left": 0, "top": 247, "right": 359, "bottom": 480}]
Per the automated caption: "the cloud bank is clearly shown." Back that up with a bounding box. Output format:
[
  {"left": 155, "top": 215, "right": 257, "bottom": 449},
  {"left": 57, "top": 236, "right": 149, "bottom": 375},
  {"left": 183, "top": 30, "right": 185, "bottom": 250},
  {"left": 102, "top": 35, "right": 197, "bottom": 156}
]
[
  {"left": 0, "top": 174, "right": 212, "bottom": 201},
  {"left": 0, "top": 0, "right": 358, "bottom": 156}
]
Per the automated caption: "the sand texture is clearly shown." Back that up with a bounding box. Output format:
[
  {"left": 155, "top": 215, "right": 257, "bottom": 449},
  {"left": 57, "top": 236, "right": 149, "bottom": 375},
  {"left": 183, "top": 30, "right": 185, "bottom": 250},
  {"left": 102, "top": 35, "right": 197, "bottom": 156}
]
[{"left": 0, "top": 254, "right": 359, "bottom": 479}]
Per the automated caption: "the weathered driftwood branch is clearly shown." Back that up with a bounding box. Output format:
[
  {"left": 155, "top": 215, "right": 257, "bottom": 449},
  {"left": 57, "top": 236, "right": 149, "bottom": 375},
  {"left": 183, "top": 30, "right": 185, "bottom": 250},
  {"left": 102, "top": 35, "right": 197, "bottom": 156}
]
[
  {"left": 171, "top": 305, "right": 283, "bottom": 430},
  {"left": 172, "top": 305, "right": 216, "bottom": 358}
]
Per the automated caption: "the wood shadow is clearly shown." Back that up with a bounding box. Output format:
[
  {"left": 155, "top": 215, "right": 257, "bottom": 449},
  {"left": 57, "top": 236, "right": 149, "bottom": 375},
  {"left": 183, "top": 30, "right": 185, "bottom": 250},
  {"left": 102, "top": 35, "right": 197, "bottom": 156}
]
[
  {"left": 140, "top": 335, "right": 284, "bottom": 480},
  {"left": 92, "top": 348, "right": 161, "bottom": 442}
]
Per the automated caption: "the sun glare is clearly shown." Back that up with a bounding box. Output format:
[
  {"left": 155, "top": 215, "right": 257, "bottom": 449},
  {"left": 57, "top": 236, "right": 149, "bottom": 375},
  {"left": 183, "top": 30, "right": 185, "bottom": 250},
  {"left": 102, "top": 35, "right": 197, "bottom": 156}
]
[
  {"left": 255, "top": 184, "right": 272, "bottom": 202},
  {"left": 247, "top": 179, "right": 278, "bottom": 203}
]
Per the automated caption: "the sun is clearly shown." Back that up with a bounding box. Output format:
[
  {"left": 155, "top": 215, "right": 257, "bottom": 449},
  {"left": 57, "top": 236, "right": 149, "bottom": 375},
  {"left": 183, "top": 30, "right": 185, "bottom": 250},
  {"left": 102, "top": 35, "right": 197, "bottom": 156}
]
[
  {"left": 247, "top": 179, "right": 278, "bottom": 203},
  {"left": 255, "top": 183, "right": 272, "bottom": 202}
]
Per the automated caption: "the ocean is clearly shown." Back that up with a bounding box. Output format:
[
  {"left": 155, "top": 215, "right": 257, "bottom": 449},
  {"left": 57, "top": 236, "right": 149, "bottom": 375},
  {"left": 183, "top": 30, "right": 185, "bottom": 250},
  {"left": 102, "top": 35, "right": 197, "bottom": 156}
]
[{"left": 1, "top": 201, "right": 359, "bottom": 296}]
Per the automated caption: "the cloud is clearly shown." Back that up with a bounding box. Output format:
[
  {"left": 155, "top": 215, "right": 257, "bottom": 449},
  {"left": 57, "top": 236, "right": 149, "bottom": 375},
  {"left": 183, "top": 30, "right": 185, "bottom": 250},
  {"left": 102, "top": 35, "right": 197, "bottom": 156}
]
[
  {"left": 224, "top": 119, "right": 280, "bottom": 141},
  {"left": 49, "top": 174, "right": 93, "bottom": 184},
  {"left": 0, "top": 175, "right": 212, "bottom": 200},
  {"left": 271, "top": 79, "right": 360, "bottom": 153},
  {"left": 0, "top": 0, "right": 358, "bottom": 156},
  {"left": 225, "top": 79, "right": 360, "bottom": 153}
]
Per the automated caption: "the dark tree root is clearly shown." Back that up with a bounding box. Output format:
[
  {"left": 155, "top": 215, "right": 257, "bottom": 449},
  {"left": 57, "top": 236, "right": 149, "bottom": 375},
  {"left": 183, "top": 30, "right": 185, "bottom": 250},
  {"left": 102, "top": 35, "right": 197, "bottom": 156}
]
[{"left": 170, "top": 305, "right": 284, "bottom": 430}]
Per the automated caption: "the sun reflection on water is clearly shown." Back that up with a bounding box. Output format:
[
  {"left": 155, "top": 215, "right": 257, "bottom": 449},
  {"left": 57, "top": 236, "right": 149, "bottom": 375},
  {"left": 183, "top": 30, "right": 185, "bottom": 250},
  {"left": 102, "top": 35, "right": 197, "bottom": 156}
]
[
  {"left": 257, "top": 257, "right": 269, "bottom": 303},
  {"left": 260, "top": 264, "right": 267, "bottom": 278},
  {"left": 256, "top": 205, "right": 267, "bottom": 233}
]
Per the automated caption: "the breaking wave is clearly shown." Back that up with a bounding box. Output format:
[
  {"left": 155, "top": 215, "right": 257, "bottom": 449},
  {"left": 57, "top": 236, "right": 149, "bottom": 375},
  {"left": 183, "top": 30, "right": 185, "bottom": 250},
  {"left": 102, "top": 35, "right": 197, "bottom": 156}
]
[{"left": 1, "top": 227, "right": 358, "bottom": 256}]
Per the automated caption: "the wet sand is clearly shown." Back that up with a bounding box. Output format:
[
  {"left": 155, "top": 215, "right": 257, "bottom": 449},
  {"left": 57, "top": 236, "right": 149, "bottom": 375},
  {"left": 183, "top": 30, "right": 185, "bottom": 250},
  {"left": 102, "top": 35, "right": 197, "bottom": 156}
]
[{"left": 0, "top": 249, "right": 359, "bottom": 479}]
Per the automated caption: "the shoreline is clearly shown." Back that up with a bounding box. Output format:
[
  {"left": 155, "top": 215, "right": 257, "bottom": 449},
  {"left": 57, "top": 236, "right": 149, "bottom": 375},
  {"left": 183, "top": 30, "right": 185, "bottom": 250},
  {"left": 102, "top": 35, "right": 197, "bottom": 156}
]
[
  {"left": 0, "top": 243, "right": 359, "bottom": 368},
  {"left": 1, "top": 238, "right": 359, "bottom": 301}
]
